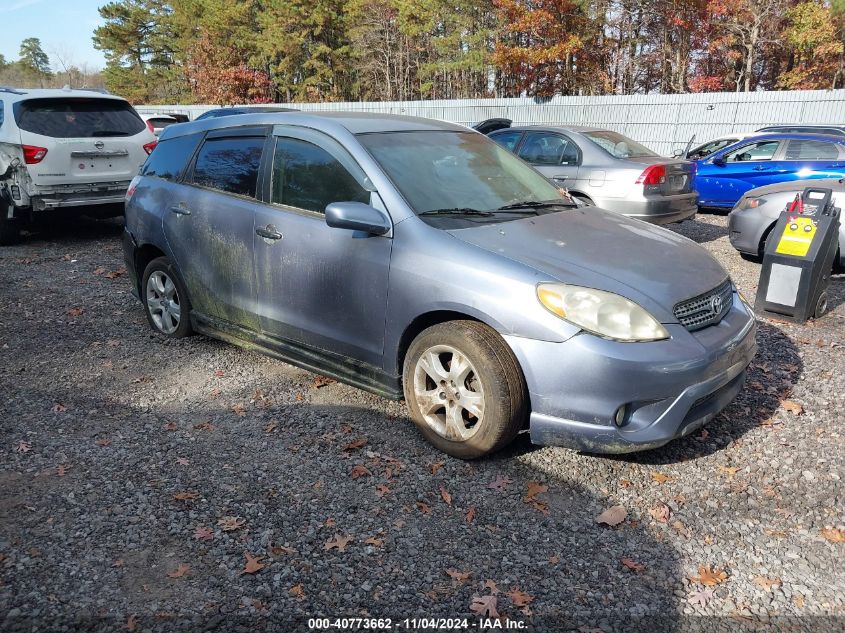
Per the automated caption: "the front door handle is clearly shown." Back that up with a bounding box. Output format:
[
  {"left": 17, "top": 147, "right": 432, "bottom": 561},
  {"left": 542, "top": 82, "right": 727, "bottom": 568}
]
[
  {"left": 552, "top": 175, "right": 568, "bottom": 182},
  {"left": 752, "top": 166, "right": 769, "bottom": 171},
  {"left": 169, "top": 204, "right": 191, "bottom": 215},
  {"left": 256, "top": 225, "right": 283, "bottom": 240}
]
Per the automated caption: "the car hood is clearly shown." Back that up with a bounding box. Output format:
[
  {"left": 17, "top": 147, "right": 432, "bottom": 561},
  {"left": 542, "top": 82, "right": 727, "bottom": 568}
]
[{"left": 447, "top": 208, "right": 729, "bottom": 323}]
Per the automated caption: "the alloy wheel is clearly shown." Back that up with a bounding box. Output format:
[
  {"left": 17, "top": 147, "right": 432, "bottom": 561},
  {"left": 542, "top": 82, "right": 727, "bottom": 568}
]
[{"left": 146, "top": 270, "right": 181, "bottom": 335}]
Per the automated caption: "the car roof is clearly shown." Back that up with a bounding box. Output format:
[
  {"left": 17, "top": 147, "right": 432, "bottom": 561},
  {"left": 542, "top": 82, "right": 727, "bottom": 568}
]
[
  {"left": 757, "top": 124, "right": 845, "bottom": 131},
  {"left": 0, "top": 87, "right": 127, "bottom": 103},
  {"left": 160, "top": 111, "right": 468, "bottom": 140},
  {"left": 497, "top": 125, "right": 609, "bottom": 134},
  {"left": 720, "top": 132, "right": 845, "bottom": 144}
]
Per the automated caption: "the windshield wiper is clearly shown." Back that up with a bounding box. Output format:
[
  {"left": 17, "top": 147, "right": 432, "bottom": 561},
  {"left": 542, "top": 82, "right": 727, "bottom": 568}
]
[
  {"left": 495, "top": 199, "right": 575, "bottom": 213},
  {"left": 418, "top": 208, "right": 494, "bottom": 217}
]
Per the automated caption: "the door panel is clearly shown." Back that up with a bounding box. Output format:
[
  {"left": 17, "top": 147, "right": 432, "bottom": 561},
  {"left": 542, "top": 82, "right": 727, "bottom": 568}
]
[
  {"left": 253, "top": 130, "right": 392, "bottom": 366},
  {"left": 697, "top": 140, "right": 782, "bottom": 207}
]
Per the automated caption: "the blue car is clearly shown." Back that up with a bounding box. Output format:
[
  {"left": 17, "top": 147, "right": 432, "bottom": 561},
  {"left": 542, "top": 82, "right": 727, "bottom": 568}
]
[{"left": 695, "top": 133, "right": 845, "bottom": 210}]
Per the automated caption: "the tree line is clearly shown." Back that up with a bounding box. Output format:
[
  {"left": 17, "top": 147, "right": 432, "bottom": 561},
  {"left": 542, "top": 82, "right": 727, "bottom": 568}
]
[
  {"left": 0, "top": 38, "right": 105, "bottom": 91},
  {"left": 17, "top": 0, "right": 845, "bottom": 104}
]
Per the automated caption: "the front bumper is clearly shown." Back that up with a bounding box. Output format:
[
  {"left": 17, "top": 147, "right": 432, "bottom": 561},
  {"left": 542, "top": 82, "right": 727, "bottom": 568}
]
[
  {"left": 598, "top": 193, "right": 698, "bottom": 225},
  {"left": 504, "top": 294, "right": 757, "bottom": 453},
  {"left": 728, "top": 205, "right": 769, "bottom": 256}
]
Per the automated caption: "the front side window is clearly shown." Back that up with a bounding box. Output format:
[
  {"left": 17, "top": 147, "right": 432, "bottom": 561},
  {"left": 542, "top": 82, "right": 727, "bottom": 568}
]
[
  {"left": 723, "top": 140, "right": 780, "bottom": 162},
  {"left": 784, "top": 139, "right": 841, "bottom": 161},
  {"left": 518, "top": 132, "right": 579, "bottom": 166},
  {"left": 191, "top": 136, "right": 264, "bottom": 198},
  {"left": 490, "top": 131, "right": 522, "bottom": 152},
  {"left": 14, "top": 97, "right": 145, "bottom": 138},
  {"left": 691, "top": 138, "right": 737, "bottom": 158},
  {"left": 358, "top": 130, "right": 565, "bottom": 216},
  {"left": 272, "top": 137, "right": 369, "bottom": 213},
  {"left": 141, "top": 133, "right": 202, "bottom": 181},
  {"left": 583, "top": 130, "right": 657, "bottom": 158}
]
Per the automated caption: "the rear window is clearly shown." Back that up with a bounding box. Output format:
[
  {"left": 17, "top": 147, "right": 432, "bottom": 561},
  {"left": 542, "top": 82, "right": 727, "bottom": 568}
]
[
  {"left": 784, "top": 139, "right": 841, "bottom": 161},
  {"left": 141, "top": 133, "right": 203, "bottom": 181},
  {"left": 148, "top": 117, "right": 176, "bottom": 129},
  {"left": 583, "top": 130, "right": 657, "bottom": 158},
  {"left": 190, "top": 136, "right": 264, "bottom": 198},
  {"left": 14, "top": 97, "right": 145, "bottom": 138}
]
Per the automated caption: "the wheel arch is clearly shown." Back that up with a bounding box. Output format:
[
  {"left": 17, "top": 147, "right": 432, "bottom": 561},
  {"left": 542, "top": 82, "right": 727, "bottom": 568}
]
[{"left": 134, "top": 243, "right": 168, "bottom": 294}]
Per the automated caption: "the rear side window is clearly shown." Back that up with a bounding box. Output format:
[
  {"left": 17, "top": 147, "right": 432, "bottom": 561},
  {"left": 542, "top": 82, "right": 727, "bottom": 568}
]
[
  {"left": 784, "top": 139, "right": 841, "bottom": 161},
  {"left": 141, "top": 133, "right": 202, "bottom": 181},
  {"left": 14, "top": 97, "right": 145, "bottom": 138},
  {"left": 518, "top": 132, "right": 580, "bottom": 166},
  {"left": 271, "top": 137, "right": 369, "bottom": 213},
  {"left": 190, "top": 136, "right": 264, "bottom": 198},
  {"left": 490, "top": 131, "right": 522, "bottom": 152}
]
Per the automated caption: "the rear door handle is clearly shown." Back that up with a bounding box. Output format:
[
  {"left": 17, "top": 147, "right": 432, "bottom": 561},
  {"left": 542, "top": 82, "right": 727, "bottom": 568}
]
[
  {"left": 169, "top": 204, "right": 191, "bottom": 215},
  {"left": 256, "top": 225, "right": 283, "bottom": 240},
  {"left": 552, "top": 175, "right": 568, "bottom": 182}
]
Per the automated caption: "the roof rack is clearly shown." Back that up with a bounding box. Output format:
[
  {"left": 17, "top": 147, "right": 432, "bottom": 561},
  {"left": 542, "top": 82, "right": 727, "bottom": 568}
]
[{"left": 0, "top": 86, "right": 26, "bottom": 95}]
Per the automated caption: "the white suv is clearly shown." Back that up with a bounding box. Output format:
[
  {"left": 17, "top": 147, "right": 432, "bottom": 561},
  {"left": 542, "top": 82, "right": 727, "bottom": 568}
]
[{"left": 0, "top": 87, "right": 157, "bottom": 244}]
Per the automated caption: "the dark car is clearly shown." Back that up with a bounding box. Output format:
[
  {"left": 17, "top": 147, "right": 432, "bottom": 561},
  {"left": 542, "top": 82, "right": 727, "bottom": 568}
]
[
  {"left": 123, "top": 112, "right": 755, "bottom": 458},
  {"left": 756, "top": 124, "right": 845, "bottom": 138},
  {"left": 194, "top": 106, "right": 298, "bottom": 121}
]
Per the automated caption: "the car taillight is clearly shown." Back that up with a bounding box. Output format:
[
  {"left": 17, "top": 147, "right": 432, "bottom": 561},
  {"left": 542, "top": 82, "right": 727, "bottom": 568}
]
[
  {"left": 22, "top": 145, "right": 48, "bottom": 164},
  {"left": 143, "top": 141, "right": 157, "bottom": 155},
  {"left": 146, "top": 119, "right": 155, "bottom": 133},
  {"left": 125, "top": 175, "right": 141, "bottom": 202},
  {"left": 635, "top": 164, "right": 666, "bottom": 186}
]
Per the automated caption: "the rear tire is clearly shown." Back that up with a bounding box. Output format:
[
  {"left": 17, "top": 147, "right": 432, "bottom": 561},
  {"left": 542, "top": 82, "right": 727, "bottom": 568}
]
[
  {"left": 403, "top": 321, "right": 527, "bottom": 459},
  {"left": 141, "top": 257, "right": 193, "bottom": 338}
]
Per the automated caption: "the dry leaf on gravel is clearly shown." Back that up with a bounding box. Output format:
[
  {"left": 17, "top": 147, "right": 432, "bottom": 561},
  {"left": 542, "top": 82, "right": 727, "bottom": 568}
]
[
  {"left": 416, "top": 501, "right": 432, "bottom": 515},
  {"left": 651, "top": 472, "right": 672, "bottom": 484},
  {"left": 365, "top": 536, "right": 383, "bottom": 547},
  {"left": 95, "top": 438, "right": 112, "bottom": 446},
  {"left": 484, "top": 580, "right": 500, "bottom": 594},
  {"left": 819, "top": 528, "right": 845, "bottom": 543},
  {"left": 375, "top": 484, "right": 390, "bottom": 497},
  {"left": 324, "top": 534, "right": 353, "bottom": 552},
  {"left": 649, "top": 503, "right": 671, "bottom": 523},
  {"left": 687, "top": 587, "right": 714, "bottom": 607},
  {"left": 263, "top": 421, "right": 278, "bottom": 433},
  {"left": 469, "top": 594, "right": 499, "bottom": 618},
  {"left": 126, "top": 614, "right": 138, "bottom": 632},
  {"left": 56, "top": 464, "right": 70, "bottom": 477},
  {"left": 465, "top": 506, "right": 477, "bottom": 524},
  {"left": 523, "top": 481, "right": 548, "bottom": 501},
  {"left": 240, "top": 552, "right": 265, "bottom": 575},
  {"left": 595, "top": 505, "right": 627, "bottom": 527},
  {"left": 780, "top": 400, "right": 803, "bottom": 415},
  {"left": 289, "top": 584, "right": 305, "bottom": 600},
  {"left": 439, "top": 486, "right": 452, "bottom": 506},
  {"left": 621, "top": 558, "right": 646, "bottom": 573},
  {"left": 163, "top": 422, "right": 178, "bottom": 431},
  {"left": 343, "top": 437, "right": 368, "bottom": 451},
  {"left": 690, "top": 565, "right": 728, "bottom": 586},
  {"left": 506, "top": 587, "right": 534, "bottom": 607},
  {"left": 176, "top": 457, "right": 189, "bottom": 466},
  {"left": 231, "top": 403, "right": 246, "bottom": 417},
  {"left": 65, "top": 308, "right": 83, "bottom": 317},
  {"left": 217, "top": 516, "right": 246, "bottom": 531},
  {"left": 446, "top": 569, "right": 471, "bottom": 584},
  {"left": 172, "top": 491, "right": 200, "bottom": 502},
  {"left": 350, "top": 464, "right": 372, "bottom": 479},
  {"left": 269, "top": 543, "right": 297, "bottom": 556},
  {"left": 549, "top": 554, "right": 560, "bottom": 564},
  {"left": 167, "top": 564, "right": 190, "bottom": 579},
  {"left": 487, "top": 474, "right": 513, "bottom": 490},
  {"left": 51, "top": 403, "right": 67, "bottom": 413},
  {"left": 193, "top": 526, "right": 213, "bottom": 541},
  {"left": 430, "top": 462, "right": 444, "bottom": 475},
  {"left": 15, "top": 441, "right": 32, "bottom": 453},
  {"left": 753, "top": 576, "right": 781, "bottom": 591}
]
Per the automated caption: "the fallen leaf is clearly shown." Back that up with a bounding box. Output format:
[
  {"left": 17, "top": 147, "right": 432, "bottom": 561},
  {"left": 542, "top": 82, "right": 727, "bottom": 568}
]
[
  {"left": 595, "top": 505, "right": 627, "bottom": 527},
  {"left": 343, "top": 437, "right": 367, "bottom": 451},
  {"left": 163, "top": 421, "right": 178, "bottom": 431},
  {"left": 217, "top": 516, "right": 246, "bottom": 531},
  {"left": 193, "top": 422, "right": 214, "bottom": 431},
  {"left": 65, "top": 308, "right": 83, "bottom": 317},
  {"left": 484, "top": 579, "right": 500, "bottom": 594},
  {"left": 621, "top": 557, "right": 646, "bottom": 573},
  {"left": 15, "top": 441, "right": 32, "bottom": 454},
  {"left": 172, "top": 490, "right": 200, "bottom": 502},
  {"left": 324, "top": 533, "right": 353, "bottom": 552},
  {"left": 446, "top": 568, "right": 471, "bottom": 584},
  {"left": 780, "top": 400, "right": 803, "bottom": 415},
  {"left": 95, "top": 438, "right": 112, "bottom": 447},
  {"left": 375, "top": 484, "right": 390, "bottom": 497},
  {"left": 269, "top": 543, "right": 297, "bottom": 556},
  {"left": 524, "top": 481, "right": 548, "bottom": 500},
  {"left": 313, "top": 375, "right": 335, "bottom": 388},
  {"left": 105, "top": 267, "right": 126, "bottom": 279},
  {"left": 717, "top": 465, "right": 739, "bottom": 477},
  {"left": 651, "top": 472, "right": 672, "bottom": 484},
  {"left": 289, "top": 584, "right": 305, "bottom": 600},
  {"left": 487, "top": 474, "right": 513, "bottom": 490},
  {"left": 416, "top": 501, "right": 432, "bottom": 515},
  {"left": 365, "top": 536, "right": 383, "bottom": 547},
  {"left": 240, "top": 552, "right": 265, "bottom": 575},
  {"left": 764, "top": 529, "right": 788, "bottom": 539},
  {"left": 264, "top": 421, "right": 278, "bottom": 433},
  {"left": 819, "top": 527, "right": 845, "bottom": 543},
  {"left": 126, "top": 614, "right": 138, "bottom": 632},
  {"left": 506, "top": 587, "right": 534, "bottom": 607},
  {"left": 469, "top": 594, "right": 499, "bottom": 618},
  {"left": 167, "top": 563, "right": 190, "bottom": 578},
  {"left": 350, "top": 464, "right": 372, "bottom": 479},
  {"left": 687, "top": 587, "right": 714, "bottom": 607},
  {"left": 93, "top": 266, "right": 106, "bottom": 275},
  {"left": 56, "top": 464, "right": 70, "bottom": 477},
  {"left": 690, "top": 565, "right": 728, "bottom": 587},
  {"left": 753, "top": 575, "right": 781, "bottom": 592},
  {"left": 793, "top": 595, "right": 805, "bottom": 608},
  {"left": 649, "top": 503, "right": 671, "bottom": 523},
  {"left": 465, "top": 506, "right": 477, "bottom": 523},
  {"left": 112, "top": 558, "right": 124, "bottom": 568},
  {"left": 51, "top": 403, "right": 67, "bottom": 413},
  {"left": 430, "top": 462, "right": 445, "bottom": 475},
  {"left": 548, "top": 554, "right": 560, "bottom": 564},
  {"left": 231, "top": 403, "right": 246, "bottom": 417},
  {"left": 324, "top": 517, "right": 336, "bottom": 527},
  {"left": 696, "top": 429, "right": 710, "bottom": 441},
  {"left": 439, "top": 486, "right": 452, "bottom": 506},
  {"left": 214, "top": 369, "right": 225, "bottom": 377},
  {"left": 193, "top": 526, "right": 213, "bottom": 541},
  {"left": 176, "top": 457, "right": 189, "bottom": 466}
]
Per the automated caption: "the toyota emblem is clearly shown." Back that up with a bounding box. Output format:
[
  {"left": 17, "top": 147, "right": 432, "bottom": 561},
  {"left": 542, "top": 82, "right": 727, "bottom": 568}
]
[
  {"left": 710, "top": 295, "right": 723, "bottom": 315},
  {"left": 94, "top": 140, "right": 105, "bottom": 150}
]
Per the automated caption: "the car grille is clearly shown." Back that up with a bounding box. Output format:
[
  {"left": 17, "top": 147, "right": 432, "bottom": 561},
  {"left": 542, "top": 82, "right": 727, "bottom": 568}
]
[{"left": 673, "top": 278, "right": 733, "bottom": 331}]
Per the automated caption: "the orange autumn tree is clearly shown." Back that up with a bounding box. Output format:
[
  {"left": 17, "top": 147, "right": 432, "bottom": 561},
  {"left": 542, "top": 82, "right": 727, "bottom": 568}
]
[{"left": 493, "top": 0, "right": 607, "bottom": 96}]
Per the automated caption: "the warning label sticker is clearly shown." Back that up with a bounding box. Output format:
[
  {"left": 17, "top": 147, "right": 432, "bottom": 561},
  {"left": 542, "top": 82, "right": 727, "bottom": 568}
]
[{"left": 775, "top": 217, "right": 817, "bottom": 257}]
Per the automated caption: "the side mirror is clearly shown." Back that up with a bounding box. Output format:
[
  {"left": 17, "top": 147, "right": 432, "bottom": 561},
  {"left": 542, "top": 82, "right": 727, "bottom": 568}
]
[
  {"left": 672, "top": 149, "right": 683, "bottom": 158},
  {"left": 325, "top": 201, "right": 391, "bottom": 235},
  {"left": 712, "top": 156, "right": 726, "bottom": 167}
]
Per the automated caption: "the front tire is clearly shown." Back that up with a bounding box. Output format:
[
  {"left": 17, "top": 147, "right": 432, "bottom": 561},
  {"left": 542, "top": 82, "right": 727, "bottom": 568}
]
[
  {"left": 142, "top": 257, "right": 193, "bottom": 338},
  {"left": 403, "top": 321, "right": 527, "bottom": 459}
]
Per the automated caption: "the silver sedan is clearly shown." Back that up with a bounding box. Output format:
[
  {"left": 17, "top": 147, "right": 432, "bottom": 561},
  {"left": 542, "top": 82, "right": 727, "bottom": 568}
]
[{"left": 729, "top": 177, "right": 845, "bottom": 269}]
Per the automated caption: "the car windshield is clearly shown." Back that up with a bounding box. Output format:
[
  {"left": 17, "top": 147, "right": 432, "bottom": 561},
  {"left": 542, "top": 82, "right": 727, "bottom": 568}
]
[
  {"left": 583, "top": 130, "right": 657, "bottom": 158},
  {"left": 358, "top": 131, "right": 569, "bottom": 219},
  {"left": 14, "top": 97, "right": 145, "bottom": 138}
]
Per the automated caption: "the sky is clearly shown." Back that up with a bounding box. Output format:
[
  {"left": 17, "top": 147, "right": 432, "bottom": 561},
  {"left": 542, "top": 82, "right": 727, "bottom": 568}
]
[{"left": 2, "top": 0, "right": 107, "bottom": 71}]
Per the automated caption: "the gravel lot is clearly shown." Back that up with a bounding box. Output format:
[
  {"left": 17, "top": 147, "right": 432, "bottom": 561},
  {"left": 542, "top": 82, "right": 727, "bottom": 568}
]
[{"left": 0, "top": 212, "right": 843, "bottom": 632}]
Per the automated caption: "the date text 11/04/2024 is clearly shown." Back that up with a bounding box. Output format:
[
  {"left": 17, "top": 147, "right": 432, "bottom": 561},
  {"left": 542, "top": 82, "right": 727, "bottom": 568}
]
[{"left": 307, "top": 618, "right": 527, "bottom": 630}]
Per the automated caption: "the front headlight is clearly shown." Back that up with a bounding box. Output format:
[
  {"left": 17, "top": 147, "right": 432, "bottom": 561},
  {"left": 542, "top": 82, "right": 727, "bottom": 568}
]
[{"left": 537, "top": 283, "right": 669, "bottom": 342}]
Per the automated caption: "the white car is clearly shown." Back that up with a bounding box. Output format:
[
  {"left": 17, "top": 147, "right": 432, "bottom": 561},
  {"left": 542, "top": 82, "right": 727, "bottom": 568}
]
[
  {"left": 141, "top": 113, "right": 179, "bottom": 137},
  {"left": 0, "top": 87, "right": 157, "bottom": 244}
]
